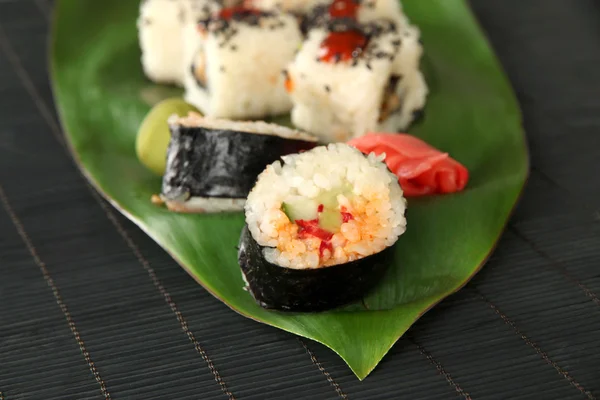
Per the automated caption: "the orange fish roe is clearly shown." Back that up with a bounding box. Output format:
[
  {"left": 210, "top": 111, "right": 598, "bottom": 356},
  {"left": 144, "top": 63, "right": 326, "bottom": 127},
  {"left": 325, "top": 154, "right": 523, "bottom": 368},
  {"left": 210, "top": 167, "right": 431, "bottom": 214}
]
[{"left": 272, "top": 190, "right": 392, "bottom": 268}]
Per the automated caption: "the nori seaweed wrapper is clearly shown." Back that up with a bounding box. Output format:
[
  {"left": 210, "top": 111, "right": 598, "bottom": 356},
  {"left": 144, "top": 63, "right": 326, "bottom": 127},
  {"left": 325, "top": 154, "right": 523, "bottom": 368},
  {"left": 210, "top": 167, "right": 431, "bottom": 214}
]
[
  {"left": 238, "top": 224, "right": 395, "bottom": 312},
  {"left": 161, "top": 125, "right": 317, "bottom": 201}
]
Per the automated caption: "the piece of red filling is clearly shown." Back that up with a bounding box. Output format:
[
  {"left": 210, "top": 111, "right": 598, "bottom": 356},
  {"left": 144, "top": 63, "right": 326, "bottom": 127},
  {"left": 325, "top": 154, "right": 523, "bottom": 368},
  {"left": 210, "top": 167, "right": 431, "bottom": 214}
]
[{"left": 294, "top": 204, "right": 355, "bottom": 260}]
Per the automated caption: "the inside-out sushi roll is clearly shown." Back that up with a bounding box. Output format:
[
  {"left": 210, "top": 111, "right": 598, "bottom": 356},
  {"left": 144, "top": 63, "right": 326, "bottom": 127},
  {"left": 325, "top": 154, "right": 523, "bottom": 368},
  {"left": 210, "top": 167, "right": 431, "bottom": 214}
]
[
  {"left": 239, "top": 143, "right": 407, "bottom": 312},
  {"left": 183, "top": 5, "right": 303, "bottom": 119},
  {"left": 160, "top": 112, "right": 317, "bottom": 213},
  {"left": 285, "top": 17, "right": 427, "bottom": 143}
]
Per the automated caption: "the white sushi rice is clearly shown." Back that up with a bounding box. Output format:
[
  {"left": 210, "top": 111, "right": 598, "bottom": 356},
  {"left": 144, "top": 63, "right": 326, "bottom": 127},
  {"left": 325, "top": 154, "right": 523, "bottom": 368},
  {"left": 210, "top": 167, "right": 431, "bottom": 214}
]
[
  {"left": 183, "top": 10, "right": 303, "bottom": 119},
  {"left": 245, "top": 143, "right": 407, "bottom": 269},
  {"left": 180, "top": 0, "right": 222, "bottom": 84},
  {"left": 170, "top": 112, "right": 318, "bottom": 141},
  {"left": 138, "top": 0, "right": 187, "bottom": 85},
  {"left": 164, "top": 196, "right": 247, "bottom": 213},
  {"left": 286, "top": 17, "right": 428, "bottom": 142}
]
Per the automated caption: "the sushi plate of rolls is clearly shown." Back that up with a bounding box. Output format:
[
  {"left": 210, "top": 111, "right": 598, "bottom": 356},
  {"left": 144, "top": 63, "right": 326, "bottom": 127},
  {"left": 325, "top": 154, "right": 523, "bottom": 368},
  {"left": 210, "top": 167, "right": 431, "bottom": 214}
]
[{"left": 50, "top": 0, "right": 529, "bottom": 378}]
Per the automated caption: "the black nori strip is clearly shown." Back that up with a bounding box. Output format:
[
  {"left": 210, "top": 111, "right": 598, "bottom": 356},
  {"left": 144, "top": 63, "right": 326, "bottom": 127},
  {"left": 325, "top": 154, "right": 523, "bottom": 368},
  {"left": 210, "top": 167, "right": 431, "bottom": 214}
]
[
  {"left": 238, "top": 225, "right": 395, "bottom": 312},
  {"left": 161, "top": 125, "right": 316, "bottom": 201}
]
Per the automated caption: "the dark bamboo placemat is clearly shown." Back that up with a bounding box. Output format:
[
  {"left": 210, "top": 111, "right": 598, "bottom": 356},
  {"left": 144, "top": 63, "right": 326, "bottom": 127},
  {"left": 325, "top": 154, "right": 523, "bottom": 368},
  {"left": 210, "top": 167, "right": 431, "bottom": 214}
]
[{"left": 1, "top": 0, "right": 599, "bottom": 399}]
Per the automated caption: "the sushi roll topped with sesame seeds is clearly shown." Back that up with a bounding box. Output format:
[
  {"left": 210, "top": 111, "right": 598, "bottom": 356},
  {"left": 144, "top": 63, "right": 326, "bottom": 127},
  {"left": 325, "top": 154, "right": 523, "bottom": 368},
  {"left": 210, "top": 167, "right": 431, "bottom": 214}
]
[
  {"left": 183, "top": 3, "right": 303, "bottom": 119},
  {"left": 285, "top": 10, "right": 427, "bottom": 142}
]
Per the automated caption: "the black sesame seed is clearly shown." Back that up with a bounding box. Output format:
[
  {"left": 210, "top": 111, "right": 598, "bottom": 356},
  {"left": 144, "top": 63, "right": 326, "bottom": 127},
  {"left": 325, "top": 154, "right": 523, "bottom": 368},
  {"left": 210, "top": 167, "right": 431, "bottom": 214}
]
[
  {"left": 411, "top": 108, "right": 425, "bottom": 124},
  {"left": 389, "top": 75, "right": 402, "bottom": 89},
  {"left": 230, "top": 44, "right": 237, "bottom": 51},
  {"left": 325, "top": 85, "right": 331, "bottom": 93},
  {"left": 366, "top": 63, "right": 372, "bottom": 71}
]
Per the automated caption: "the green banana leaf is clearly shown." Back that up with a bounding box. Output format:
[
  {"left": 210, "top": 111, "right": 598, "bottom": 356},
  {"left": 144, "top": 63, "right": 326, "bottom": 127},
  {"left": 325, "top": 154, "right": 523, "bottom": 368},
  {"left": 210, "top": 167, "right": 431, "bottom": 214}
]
[{"left": 50, "top": 0, "right": 528, "bottom": 379}]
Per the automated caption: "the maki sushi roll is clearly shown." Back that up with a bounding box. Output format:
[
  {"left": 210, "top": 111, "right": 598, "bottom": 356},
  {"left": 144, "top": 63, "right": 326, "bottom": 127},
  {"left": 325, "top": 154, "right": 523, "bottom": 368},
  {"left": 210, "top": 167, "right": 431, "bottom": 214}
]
[
  {"left": 239, "top": 143, "right": 407, "bottom": 312},
  {"left": 286, "top": 16, "right": 428, "bottom": 143},
  {"left": 160, "top": 113, "right": 317, "bottom": 213},
  {"left": 183, "top": 5, "right": 303, "bottom": 119}
]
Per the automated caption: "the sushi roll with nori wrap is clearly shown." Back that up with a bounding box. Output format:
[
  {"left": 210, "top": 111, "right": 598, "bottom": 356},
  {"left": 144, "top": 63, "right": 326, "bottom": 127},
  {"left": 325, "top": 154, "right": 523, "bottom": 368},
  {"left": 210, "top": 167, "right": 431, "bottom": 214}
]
[
  {"left": 238, "top": 143, "right": 407, "bottom": 312},
  {"left": 160, "top": 112, "right": 318, "bottom": 213}
]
